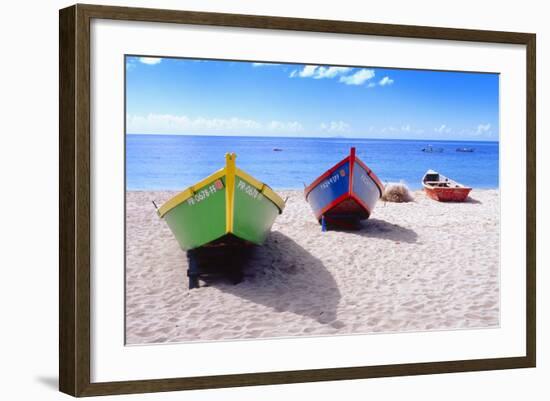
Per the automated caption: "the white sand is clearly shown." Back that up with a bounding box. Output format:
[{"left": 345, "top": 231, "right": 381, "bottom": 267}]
[{"left": 126, "top": 189, "right": 499, "bottom": 344}]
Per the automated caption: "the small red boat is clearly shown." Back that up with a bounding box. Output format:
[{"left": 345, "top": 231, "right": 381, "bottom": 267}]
[{"left": 422, "top": 170, "right": 472, "bottom": 202}]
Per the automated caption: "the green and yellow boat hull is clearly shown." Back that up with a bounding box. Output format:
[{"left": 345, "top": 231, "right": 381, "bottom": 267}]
[{"left": 157, "top": 153, "right": 285, "bottom": 250}]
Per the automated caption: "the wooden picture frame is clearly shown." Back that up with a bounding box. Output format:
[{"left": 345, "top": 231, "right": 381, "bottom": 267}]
[{"left": 59, "top": 3, "right": 536, "bottom": 397}]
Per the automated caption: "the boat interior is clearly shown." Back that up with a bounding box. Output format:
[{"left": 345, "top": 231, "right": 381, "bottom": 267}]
[{"left": 423, "top": 172, "right": 461, "bottom": 188}]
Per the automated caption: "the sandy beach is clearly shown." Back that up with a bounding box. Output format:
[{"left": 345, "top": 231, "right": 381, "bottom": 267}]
[{"left": 126, "top": 189, "right": 499, "bottom": 344}]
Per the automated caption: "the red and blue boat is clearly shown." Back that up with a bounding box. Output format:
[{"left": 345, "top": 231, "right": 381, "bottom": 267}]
[{"left": 304, "top": 147, "right": 384, "bottom": 227}]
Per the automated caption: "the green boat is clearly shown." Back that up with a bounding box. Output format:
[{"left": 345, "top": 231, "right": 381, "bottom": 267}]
[{"left": 157, "top": 153, "right": 285, "bottom": 251}]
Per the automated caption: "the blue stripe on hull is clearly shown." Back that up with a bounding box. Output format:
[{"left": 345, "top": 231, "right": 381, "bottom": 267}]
[
  {"left": 306, "top": 161, "right": 350, "bottom": 218},
  {"left": 352, "top": 162, "right": 382, "bottom": 214}
]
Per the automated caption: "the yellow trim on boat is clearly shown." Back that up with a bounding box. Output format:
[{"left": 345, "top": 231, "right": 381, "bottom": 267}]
[
  {"left": 156, "top": 155, "right": 285, "bottom": 219},
  {"left": 236, "top": 168, "right": 286, "bottom": 213},
  {"left": 157, "top": 168, "right": 226, "bottom": 218},
  {"left": 225, "top": 153, "right": 236, "bottom": 233}
]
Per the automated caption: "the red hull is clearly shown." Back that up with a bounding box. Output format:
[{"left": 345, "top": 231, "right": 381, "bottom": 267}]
[
  {"left": 424, "top": 186, "right": 471, "bottom": 202},
  {"left": 422, "top": 170, "right": 471, "bottom": 202}
]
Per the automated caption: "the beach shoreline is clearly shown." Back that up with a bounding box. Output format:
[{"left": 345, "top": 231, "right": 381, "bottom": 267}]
[{"left": 126, "top": 189, "right": 500, "bottom": 344}]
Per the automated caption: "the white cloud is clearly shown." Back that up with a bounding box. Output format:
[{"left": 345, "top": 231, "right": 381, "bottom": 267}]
[
  {"left": 339, "top": 69, "right": 375, "bottom": 85},
  {"left": 458, "top": 123, "right": 495, "bottom": 139},
  {"left": 289, "top": 65, "right": 378, "bottom": 87},
  {"left": 126, "top": 113, "right": 303, "bottom": 135},
  {"left": 320, "top": 121, "right": 350, "bottom": 133},
  {"left": 297, "top": 65, "right": 318, "bottom": 77},
  {"left": 314, "top": 66, "right": 352, "bottom": 79},
  {"left": 380, "top": 124, "right": 423, "bottom": 135},
  {"left": 475, "top": 123, "right": 491, "bottom": 135},
  {"left": 138, "top": 57, "right": 162, "bottom": 65},
  {"left": 378, "top": 76, "right": 394, "bottom": 86},
  {"left": 290, "top": 65, "right": 352, "bottom": 80},
  {"left": 267, "top": 120, "right": 303, "bottom": 132},
  {"left": 434, "top": 124, "right": 451, "bottom": 134},
  {"left": 381, "top": 126, "right": 397, "bottom": 133}
]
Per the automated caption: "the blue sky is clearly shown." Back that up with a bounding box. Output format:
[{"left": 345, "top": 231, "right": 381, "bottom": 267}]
[{"left": 126, "top": 56, "right": 499, "bottom": 141}]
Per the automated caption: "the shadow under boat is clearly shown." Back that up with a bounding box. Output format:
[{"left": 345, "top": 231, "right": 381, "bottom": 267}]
[
  {"left": 463, "top": 196, "right": 482, "bottom": 204},
  {"left": 187, "top": 231, "right": 341, "bottom": 326},
  {"left": 185, "top": 234, "right": 253, "bottom": 288},
  {"left": 334, "top": 218, "right": 418, "bottom": 244}
]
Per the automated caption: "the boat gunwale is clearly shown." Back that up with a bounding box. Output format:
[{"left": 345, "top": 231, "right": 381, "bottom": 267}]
[
  {"left": 304, "top": 155, "right": 350, "bottom": 199},
  {"left": 157, "top": 167, "right": 227, "bottom": 218},
  {"left": 354, "top": 157, "right": 385, "bottom": 197},
  {"left": 304, "top": 149, "right": 384, "bottom": 199},
  {"left": 421, "top": 170, "right": 472, "bottom": 191},
  {"left": 157, "top": 163, "right": 286, "bottom": 218},
  {"left": 235, "top": 168, "right": 286, "bottom": 213}
]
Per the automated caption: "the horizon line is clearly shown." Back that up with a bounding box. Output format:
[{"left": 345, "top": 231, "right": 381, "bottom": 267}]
[{"left": 125, "top": 132, "right": 499, "bottom": 143}]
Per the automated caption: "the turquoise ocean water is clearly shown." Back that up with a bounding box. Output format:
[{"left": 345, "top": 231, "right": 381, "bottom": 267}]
[{"left": 126, "top": 135, "right": 498, "bottom": 190}]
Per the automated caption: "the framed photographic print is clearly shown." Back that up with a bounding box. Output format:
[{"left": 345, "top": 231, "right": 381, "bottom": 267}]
[{"left": 59, "top": 4, "right": 536, "bottom": 397}]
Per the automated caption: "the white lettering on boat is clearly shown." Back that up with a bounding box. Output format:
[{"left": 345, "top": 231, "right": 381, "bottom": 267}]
[
  {"left": 237, "top": 180, "right": 262, "bottom": 200},
  {"left": 186, "top": 182, "right": 220, "bottom": 206},
  {"left": 360, "top": 173, "right": 370, "bottom": 186},
  {"left": 320, "top": 173, "right": 341, "bottom": 190}
]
